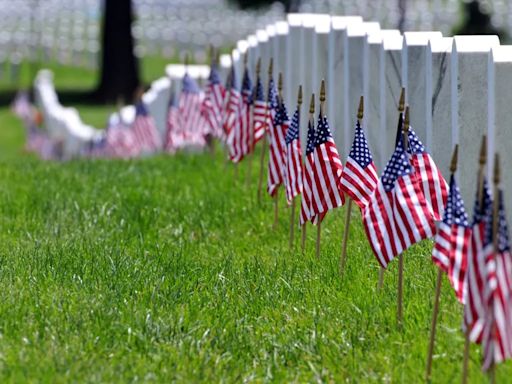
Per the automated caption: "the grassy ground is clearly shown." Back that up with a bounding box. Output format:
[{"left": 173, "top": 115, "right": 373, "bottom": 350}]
[{"left": 0, "top": 65, "right": 510, "bottom": 382}]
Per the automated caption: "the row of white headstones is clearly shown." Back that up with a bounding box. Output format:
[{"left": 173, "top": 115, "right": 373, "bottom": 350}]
[{"left": 208, "top": 13, "right": 512, "bottom": 221}]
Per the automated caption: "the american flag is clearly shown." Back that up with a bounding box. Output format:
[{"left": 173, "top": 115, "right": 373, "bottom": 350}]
[
  {"left": 11, "top": 90, "right": 33, "bottom": 123},
  {"left": 165, "top": 91, "right": 182, "bottom": 153},
  {"left": 228, "top": 67, "right": 252, "bottom": 163},
  {"left": 406, "top": 127, "right": 448, "bottom": 221},
  {"left": 223, "top": 67, "right": 242, "bottom": 159},
  {"left": 300, "top": 118, "right": 316, "bottom": 225},
  {"left": 252, "top": 76, "right": 267, "bottom": 143},
  {"left": 284, "top": 106, "right": 303, "bottom": 204},
  {"left": 363, "top": 137, "right": 436, "bottom": 268},
  {"left": 266, "top": 77, "right": 287, "bottom": 197},
  {"left": 131, "top": 101, "right": 162, "bottom": 154},
  {"left": 481, "top": 189, "right": 512, "bottom": 370},
  {"left": 309, "top": 113, "right": 345, "bottom": 222},
  {"left": 179, "top": 74, "right": 206, "bottom": 148},
  {"left": 432, "top": 175, "right": 472, "bottom": 303},
  {"left": 340, "top": 121, "right": 378, "bottom": 209},
  {"left": 464, "top": 179, "right": 493, "bottom": 344},
  {"left": 104, "top": 115, "right": 139, "bottom": 158},
  {"left": 201, "top": 63, "right": 225, "bottom": 139}
]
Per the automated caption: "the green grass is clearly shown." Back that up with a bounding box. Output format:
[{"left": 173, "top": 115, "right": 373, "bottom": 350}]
[
  {"left": 1, "top": 60, "right": 511, "bottom": 381},
  {"left": 1, "top": 107, "right": 510, "bottom": 383}
]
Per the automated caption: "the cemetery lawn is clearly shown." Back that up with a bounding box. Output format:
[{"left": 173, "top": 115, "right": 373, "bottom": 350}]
[{"left": 0, "top": 110, "right": 511, "bottom": 382}]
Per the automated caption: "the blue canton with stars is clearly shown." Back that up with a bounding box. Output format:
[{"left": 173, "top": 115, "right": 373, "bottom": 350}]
[
  {"left": 472, "top": 178, "right": 493, "bottom": 225},
  {"left": 305, "top": 119, "right": 316, "bottom": 156},
  {"left": 182, "top": 73, "right": 200, "bottom": 94},
  {"left": 209, "top": 65, "right": 220, "bottom": 85},
  {"left": 241, "top": 69, "right": 253, "bottom": 104},
  {"left": 380, "top": 139, "right": 413, "bottom": 192},
  {"left": 285, "top": 108, "right": 300, "bottom": 145},
  {"left": 348, "top": 121, "right": 373, "bottom": 168},
  {"left": 254, "top": 77, "right": 264, "bottom": 102},
  {"left": 135, "top": 101, "right": 149, "bottom": 116},
  {"left": 443, "top": 175, "right": 470, "bottom": 227},
  {"left": 406, "top": 126, "right": 426, "bottom": 154},
  {"left": 267, "top": 78, "right": 279, "bottom": 110},
  {"left": 483, "top": 189, "right": 510, "bottom": 251},
  {"left": 314, "top": 113, "right": 333, "bottom": 148}
]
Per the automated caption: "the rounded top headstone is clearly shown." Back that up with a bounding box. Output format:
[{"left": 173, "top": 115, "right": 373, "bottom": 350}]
[
  {"left": 491, "top": 45, "right": 512, "bottom": 62},
  {"left": 287, "top": 13, "right": 303, "bottom": 27},
  {"left": 275, "top": 21, "right": 289, "bottom": 35},
  {"left": 256, "top": 29, "right": 269, "bottom": 42}
]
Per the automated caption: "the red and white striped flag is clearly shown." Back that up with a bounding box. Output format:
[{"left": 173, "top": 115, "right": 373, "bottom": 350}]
[
  {"left": 179, "top": 74, "right": 206, "bottom": 148},
  {"left": 406, "top": 127, "right": 449, "bottom": 221},
  {"left": 309, "top": 114, "right": 345, "bottom": 222},
  {"left": 284, "top": 106, "right": 303, "bottom": 204},
  {"left": 363, "top": 137, "right": 436, "bottom": 268},
  {"left": 223, "top": 67, "right": 242, "bottom": 158},
  {"left": 340, "top": 121, "right": 378, "bottom": 209},
  {"left": 464, "top": 179, "right": 493, "bottom": 344},
  {"left": 252, "top": 76, "right": 267, "bottom": 144},
  {"left": 266, "top": 77, "right": 287, "bottom": 197},
  {"left": 432, "top": 175, "right": 472, "bottom": 303},
  {"left": 481, "top": 190, "right": 512, "bottom": 370},
  {"left": 132, "top": 102, "right": 162, "bottom": 154},
  {"left": 228, "top": 67, "right": 252, "bottom": 163},
  {"left": 201, "top": 64, "right": 225, "bottom": 139},
  {"left": 164, "top": 91, "right": 183, "bottom": 153},
  {"left": 300, "top": 119, "right": 317, "bottom": 225}
]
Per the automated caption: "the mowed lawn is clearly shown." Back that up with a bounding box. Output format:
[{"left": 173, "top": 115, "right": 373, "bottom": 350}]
[{"left": 0, "top": 77, "right": 510, "bottom": 382}]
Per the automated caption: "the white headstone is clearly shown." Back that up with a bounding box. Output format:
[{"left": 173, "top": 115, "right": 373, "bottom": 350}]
[
  {"left": 426, "top": 37, "right": 453, "bottom": 175},
  {"left": 286, "top": 14, "right": 304, "bottom": 111},
  {"left": 451, "top": 35, "right": 500, "bottom": 205},
  {"left": 402, "top": 31, "right": 443, "bottom": 146}
]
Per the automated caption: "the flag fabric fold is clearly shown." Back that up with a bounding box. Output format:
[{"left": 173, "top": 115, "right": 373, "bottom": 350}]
[
  {"left": 363, "top": 137, "right": 436, "bottom": 268},
  {"left": 132, "top": 102, "right": 162, "bottom": 154},
  {"left": 340, "top": 121, "right": 378, "bottom": 209},
  {"left": 300, "top": 118, "right": 316, "bottom": 226},
  {"left": 284, "top": 106, "right": 303, "bottom": 204},
  {"left": 432, "top": 175, "right": 472, "bottom": 303},
  {"left": 309, "top": 113, "right": 345, "bottom": 222},
  {"left": 266, "top": 77, "right": 286, "bottom": 197},
  {"left": 201, "top": 63, "right": 225, "bottom": 139}
]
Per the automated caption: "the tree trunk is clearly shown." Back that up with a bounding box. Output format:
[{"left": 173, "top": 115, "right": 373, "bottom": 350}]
[{"left": 95, "top": 0, "right": 140, "bottom": 103}]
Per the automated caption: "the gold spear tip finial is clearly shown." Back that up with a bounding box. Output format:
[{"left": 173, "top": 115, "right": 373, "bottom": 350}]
[
  {"left": 404, "top": 106, "right": 410, "bottom": 131},
  {"left": 298, "top": 85, "right": 303, "bottom": 106},
  {"left": 357, "top": 96, "right": 364, "bottom": 120},
  {"left": 398, "top": 87, "right": 405, "bottom": 112},
  {"left": 256, "top": 58, "right": 261, "bottom": 74},
  {"left": 450, "top": 144, "right": 459, "bottom": 174},
  {"left": 268, "top": 58, "right": 273, "bottom": 76},
  {"left": 320, "top": 79, "right": 326, "bottom": 102},
  {"left": 278, "top": 72, "right": 283, "bottom": 92},
  {"left": 494, "top": 153, "right": 500, "bottom": 185},
  {"left": 309, "top": 93, "right": 315, "bottom": 114},
  {"left": 479, "top": 135, "right": 487, "bottom": 165}
]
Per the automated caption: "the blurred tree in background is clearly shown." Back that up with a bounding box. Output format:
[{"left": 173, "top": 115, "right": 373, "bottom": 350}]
[
  {"left": 95, "top": 0, "right": 140, "bottom": 103},
  {"left": 453, "top": 0, "right": 509, "bottom": 42},
  {"left": 228, "top": 0, "right": 302, "bottom": 13}
]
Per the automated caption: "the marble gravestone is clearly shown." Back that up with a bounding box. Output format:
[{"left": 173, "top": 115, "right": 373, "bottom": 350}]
[
  {"left": 301, "top": 14, "right": 317, "bottom": 143},
  {"left": 313, "top": 15, "right": 332, "bottom": 117},
  {"left": 236, "top": 40, "right": 249, "bottom": 78},
  {"left": 286, "top": 14, "right": 305, "bottom": 111},
  {"left": 381, "top": 34, "right": 404, "bottom": 166},
  {"left": 256, "top": 29, "right": 270, "bottom": 89},
  {"left": 344, "top": 22, "right": 380, "bottom": 156},
  {"left": 231, "top": 48, "right": 242, "bottom": 87},
  {"left": 219, "top": 54, "right": 232, "bottom": 87},
  {"left": 488, "top": 45, "right": 512, "bottom": 220},
  {"left": 246, "top": 34, "right": 259, "bottom": 77},
  {"left": 451, "top": 35, "right": 500, "bottom": 206},
  {"left": 329, "top": 16, "right": 363, "bottom": 149},
  {"left": 266, "top": 25, "right": 278, "bottom": 82},
  {"left": 275, "top": 21, "right": 290, "bottom": 104},
  {"left": 366, "top": 29, "right": 401, "bottom": 171},
  {"left": 426, "top": 37, "right": 453, "bottom": 175},
  {"left": 401, "top": 31, "right": 443, "bottom": 147}
]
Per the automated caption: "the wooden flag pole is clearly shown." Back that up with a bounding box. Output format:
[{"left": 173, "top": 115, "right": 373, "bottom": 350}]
[
  {"left": 290, "top": 86, "right": 303, "bottom": 249},
  {"left": 257, "top": 58, "right": 273, "bottom": 204},
  {"left": 315, "top": 80, "right": 327, "bottom": 260},
  {"left": 378, "top": 88, "right": 405, "bottom": 291},
  {"left": 488, "top": 153, "right": 500, "bottom": 384},
  {"left": 245, "top": 52, "right": 253, "bottom": 187},
  {"left": 302, "top": 93, "right": 315, "bottom": 253},
  {"left": 397, "top": 105, "right": 410, "bottom": 327},
  {"left": 461, "top": 135, "right": 487, "bottom": 384},
  {"left": 339, "top": 96, "right": 364, "bottom": 276},
  {"left": 425, "top": 144, "right": 459, "bottom": 381}
]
